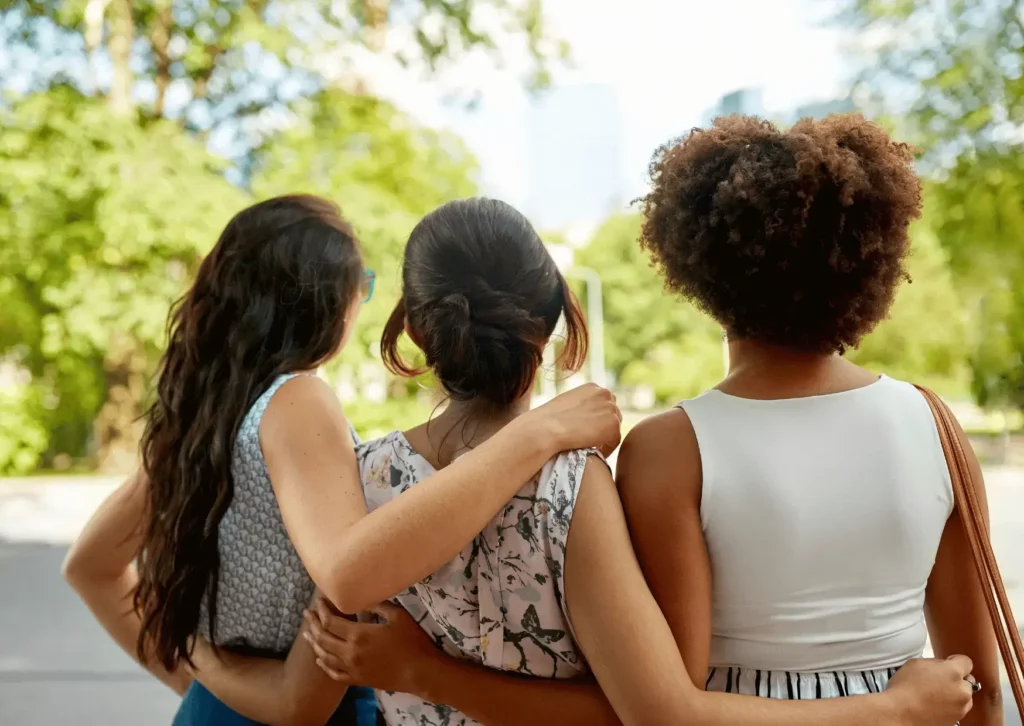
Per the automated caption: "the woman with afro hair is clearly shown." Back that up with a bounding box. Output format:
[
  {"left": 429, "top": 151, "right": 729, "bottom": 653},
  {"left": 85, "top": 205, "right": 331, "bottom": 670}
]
[{"left": 617, "top": 114, "right": 1002, "bottom": 725}]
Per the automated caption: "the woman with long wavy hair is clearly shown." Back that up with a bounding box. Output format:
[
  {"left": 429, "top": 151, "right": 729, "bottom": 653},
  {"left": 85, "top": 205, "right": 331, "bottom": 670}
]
[
  {"left": 61, "top": 194, "right": 622, "bottom": 725},
  {"left": 175, "top": 197, "right": 978, "bottom": 726}
]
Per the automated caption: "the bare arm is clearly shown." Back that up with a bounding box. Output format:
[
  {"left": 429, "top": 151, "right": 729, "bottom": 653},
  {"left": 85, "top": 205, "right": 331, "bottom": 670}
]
[
  {"left": 308, "top": 600, "right": 621, "bottom": 726},
  {"left": 925, "top": 411, "right": 1003, "bottom": 726},
  {"left": 617, "top": 410, "right": 711, "bottom": 688},
  {"left": 187, "top": 595, "right": 346, "bottom": 726},
  {"left": 61, "top": 472, "right": 191, "bottom": 695},
  {"left": 411, "top": 657, "right": 618, "bottom": 726},
  {"left": 564, "top": 457, "right": 975, "bottom": 726},
  {"left": 264, "top": 378, "right": 621, "bottom": 613}
]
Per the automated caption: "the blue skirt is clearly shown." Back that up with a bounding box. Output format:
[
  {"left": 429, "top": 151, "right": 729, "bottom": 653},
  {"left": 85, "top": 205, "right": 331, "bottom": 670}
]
[{"left": 173, "top": 681, "right": 379, "bottom": 726}]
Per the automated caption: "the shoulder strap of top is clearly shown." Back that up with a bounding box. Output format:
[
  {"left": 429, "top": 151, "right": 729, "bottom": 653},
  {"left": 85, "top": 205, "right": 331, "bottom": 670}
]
[
  {"left": 916, "top": 385, "right": 1024, "bottom": 715},
  {"left": 251, "top": 372, "right": 311, "bottom": 415}
]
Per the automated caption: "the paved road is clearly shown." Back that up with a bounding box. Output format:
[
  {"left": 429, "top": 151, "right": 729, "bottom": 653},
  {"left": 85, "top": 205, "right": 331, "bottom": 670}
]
[
  {"left": 0, "top": 541, "right": 180, "bottom": 725},
  {"left": 2, "top": 473, "right": 1023, "bottom": 725}
]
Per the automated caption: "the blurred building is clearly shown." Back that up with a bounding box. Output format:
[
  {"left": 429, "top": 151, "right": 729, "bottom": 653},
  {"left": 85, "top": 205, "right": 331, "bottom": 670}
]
[
  {"left": 718, "top": 88, "right": 765, "bottom": 116},
  {"left": 792, "top": 96, "right": 856, "bottom": 121},
  {"left": 525, "top": 83, "right": 626, "bottom": 231},
  {"left": 704, "top": 88, "right": 765, "bottom": 123}
]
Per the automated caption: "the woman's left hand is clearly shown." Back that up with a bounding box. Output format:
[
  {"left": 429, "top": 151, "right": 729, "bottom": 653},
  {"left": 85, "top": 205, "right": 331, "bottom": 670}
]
[{"left": 304, "top": 598, "right": 442, "bottom": 693}]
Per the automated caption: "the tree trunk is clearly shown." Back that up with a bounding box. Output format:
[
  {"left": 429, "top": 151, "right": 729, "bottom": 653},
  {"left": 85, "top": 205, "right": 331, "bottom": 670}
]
[
  {"left": 150, "top": 1, "right": 172, "bottom": 117},
  {"left": 365, "top": 0, "right": 390, "bottom": 52},
  {"left": 84, "top": 0, "right": 111, "bottom": 51},
  {"left": 108, "top": 0, "right": 135, "bottom": 116},
  {"left": 94, "top": 334, "right": 147, "bottom": 474}
]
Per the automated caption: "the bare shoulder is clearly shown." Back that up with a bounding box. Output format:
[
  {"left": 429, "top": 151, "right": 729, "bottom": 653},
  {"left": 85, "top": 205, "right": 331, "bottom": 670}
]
[
  {"left": 579, "top": 451, "right": 616, "bottom": 487},
  {"left": 617, "top": 408, "right": 702, "bottom": 511},
  {"left": 260, "top": 374, "right": 352, "bottom": 450}
]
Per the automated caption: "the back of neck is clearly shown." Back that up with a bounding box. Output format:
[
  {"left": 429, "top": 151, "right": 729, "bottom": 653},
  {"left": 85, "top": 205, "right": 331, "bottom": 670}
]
[
  {"left": 406, "top": 396, "right": 531, "bottom": 469},
  {"left": 721, "top": 340, "right": 876, "bottom": 399}
]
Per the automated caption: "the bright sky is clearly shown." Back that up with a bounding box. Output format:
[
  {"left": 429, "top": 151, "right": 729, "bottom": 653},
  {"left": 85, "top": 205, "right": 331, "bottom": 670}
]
[{"left": 357, "top": 0, "right": 853, "bottom": 226}]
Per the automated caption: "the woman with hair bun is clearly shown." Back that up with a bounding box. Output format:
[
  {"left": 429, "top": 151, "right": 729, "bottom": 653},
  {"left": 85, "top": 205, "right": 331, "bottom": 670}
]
[
  {"left": 198, "top": 197, "right": 978, "bottom": 726},
  {"left": 617, "top": 115, "right": 1000, "bottom": 724}
]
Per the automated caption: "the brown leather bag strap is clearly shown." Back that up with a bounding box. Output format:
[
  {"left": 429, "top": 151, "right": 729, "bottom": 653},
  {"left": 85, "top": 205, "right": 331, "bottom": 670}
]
[{"left": 916, "top": 385, "right": 1024, "bottom": 716}]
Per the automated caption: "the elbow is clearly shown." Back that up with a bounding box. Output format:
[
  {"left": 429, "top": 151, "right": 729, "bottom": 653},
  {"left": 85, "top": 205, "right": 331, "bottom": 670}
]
[
  {"left": 980, "top": 683, "right": 1003, "bottom": 713},
  {"left": 320, "top": 558, "right": 377, "bottom": 615},
  {"left": 61, "top": 545, "right": 118, "bottom": 595},
  {"left": 61, "top": 548, "right": 88, "bottom": 590}
]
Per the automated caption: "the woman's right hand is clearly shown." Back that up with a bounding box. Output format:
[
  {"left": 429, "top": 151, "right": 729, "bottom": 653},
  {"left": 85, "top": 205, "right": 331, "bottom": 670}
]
[
  {"left": 886, "top": 656, "right": 976, "bottom": 725},
  {"left": 304, "top": 599, "right": 443, "bottom": 695},
  {"left": 523, "top": 383, "right": 622, "bottom": 458}
]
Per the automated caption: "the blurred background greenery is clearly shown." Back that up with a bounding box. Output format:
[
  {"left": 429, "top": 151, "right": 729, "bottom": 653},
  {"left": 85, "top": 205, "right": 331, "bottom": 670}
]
[{"left": 0, "top": 0, "right": 1022, "bottom": 477}]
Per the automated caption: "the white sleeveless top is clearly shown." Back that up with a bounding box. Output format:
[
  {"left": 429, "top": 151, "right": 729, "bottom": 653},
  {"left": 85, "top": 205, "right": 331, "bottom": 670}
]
[
  {"left": 677, "top": 375, "right": 953, "bottom": 673},
  {"left": 357, "top": 431, "right": 593, "bottom": 726}
]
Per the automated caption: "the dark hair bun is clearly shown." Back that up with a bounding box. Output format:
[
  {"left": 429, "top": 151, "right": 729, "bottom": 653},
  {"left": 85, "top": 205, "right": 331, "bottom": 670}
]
[
  {"left": 422, "top": 290, "right": 547, "bottom": 408},
  {"left": 380, "top": 198, "right": 590, "bottom": 408}
]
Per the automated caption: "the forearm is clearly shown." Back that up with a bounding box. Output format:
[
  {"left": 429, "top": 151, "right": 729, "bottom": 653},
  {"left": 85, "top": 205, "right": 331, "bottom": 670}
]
[
  {"left": 960, "top": 696, "right": 1004, "bottom": 726},
  {"left": 416, "top": 656, "right": 620, "bottom": 726},
  {"left": 690, "top": 689, "right": 905, "bottom": 726},
  {"left": 69, "top": 569, "right": 190, "bottom": 695},
  {"left": 322, "top": 418, "right": 556, "bottom": 612},
  {"left": 192, "top": 620, "right": 346, "bottom": 726},
  {"left": 191, "top": 649, "right": 295, "bottom": 726}
]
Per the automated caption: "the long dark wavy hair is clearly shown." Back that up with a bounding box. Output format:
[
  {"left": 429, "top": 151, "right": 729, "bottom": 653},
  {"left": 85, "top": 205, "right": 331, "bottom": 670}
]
[{"left": 133, "top": 195, "right": 363, "bottom": 671}]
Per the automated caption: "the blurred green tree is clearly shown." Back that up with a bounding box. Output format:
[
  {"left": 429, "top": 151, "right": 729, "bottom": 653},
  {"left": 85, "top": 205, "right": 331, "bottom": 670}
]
[
  {"left": 0, "top": 86, "right": 247, "bottom": 473},
  {"left": 839, "top": 0, "right": 1024, "bottom": 409},
  {"left": 5, "top": 0, "right": 568, "bottom": 136},
  {"left": 850, "top": 222, "right": 970, "bottom": 394},
  {"left": 575, "top": 214, "right": 723, "bottom": 404}
]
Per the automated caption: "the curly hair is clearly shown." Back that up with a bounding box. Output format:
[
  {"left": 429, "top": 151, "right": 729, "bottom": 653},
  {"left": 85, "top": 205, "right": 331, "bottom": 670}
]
[{"left": 639, "top": 113, "right": 922, "bottom": 353}]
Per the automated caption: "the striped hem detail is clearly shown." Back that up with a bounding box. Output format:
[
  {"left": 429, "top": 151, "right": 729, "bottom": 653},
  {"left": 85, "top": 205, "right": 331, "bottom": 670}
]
[{"left": 706, "top": 665, "right": 900, "bottom": 699}]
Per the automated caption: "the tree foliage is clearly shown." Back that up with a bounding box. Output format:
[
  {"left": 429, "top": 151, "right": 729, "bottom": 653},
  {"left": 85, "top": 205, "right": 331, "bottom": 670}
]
[
  {"left": 0, "top": 86, "right": 247, "bottom": 472},
  {"left": 840, "top": 0, "right": 1024, "bottom": 409},
  {"left": 849, "top": 223, "right": 969, "bottom": 393},
  {"left": 576, "top": 214, "right": 723, "bottom": 403},
  {"left": 4, "top": 0, "right": 567, "bottom": 134}
]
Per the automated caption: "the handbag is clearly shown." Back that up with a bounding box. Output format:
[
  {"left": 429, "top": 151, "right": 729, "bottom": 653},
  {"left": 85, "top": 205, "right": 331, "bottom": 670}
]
[{"left": 916, "top": 386, "right": 1024, "bottom": 717}]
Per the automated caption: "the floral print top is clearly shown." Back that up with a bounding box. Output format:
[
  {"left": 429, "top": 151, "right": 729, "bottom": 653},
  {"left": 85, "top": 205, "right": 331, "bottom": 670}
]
[{"left": 357, "top": 431, "right": 596, "bottom": 726}]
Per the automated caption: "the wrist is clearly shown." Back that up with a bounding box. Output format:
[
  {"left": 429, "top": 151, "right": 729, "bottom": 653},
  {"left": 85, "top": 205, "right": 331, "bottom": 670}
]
[
  {"left": 875, "top": 691, "right": 909, "bottom": 725},
  {"left": 511, "top": 411, "right": 563, "bottom": 458}
]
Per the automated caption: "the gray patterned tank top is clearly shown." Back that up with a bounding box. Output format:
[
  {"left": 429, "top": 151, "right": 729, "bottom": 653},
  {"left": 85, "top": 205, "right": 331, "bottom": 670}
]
[
  {"left": 358, "top": 432, "right": 595, "bottom": 726},
  {"left": 197, "top": 373, "right": 360, "bottom": 654}
]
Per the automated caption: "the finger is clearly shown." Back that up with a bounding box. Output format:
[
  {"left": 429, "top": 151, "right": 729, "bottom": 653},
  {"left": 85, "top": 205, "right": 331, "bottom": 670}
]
[
  {"left": 307, "top": 637, "right": 348, "bottom": 672},
  {"left": 303, "top": 610, "right": 323, "bottom": 640},
  {"left": 311, "top": 606, "right": 358, "bottom": 639},
  {"left": 945, "top": 654, "right": 974, "bottom": 678},
  {"left": 308, "top": 622, "right": 351, "bottom": 652},
  {"left": 315, "top": 598, "right": 334, "bottom": 624},
  {"left": 314, "top": 593, "right": 341, "bottom": 617},
  {"left": 368, "top": 602, "right": 406, "bottom": 622},
  {"left": 316, "top": 659, "right": 352, "bottom": 683}
]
